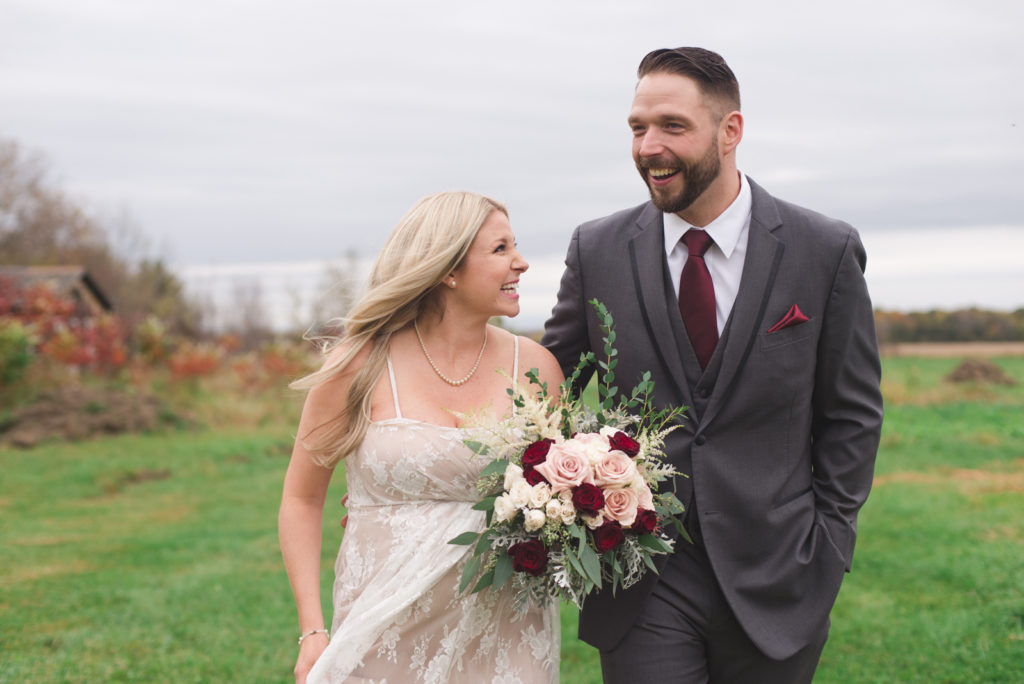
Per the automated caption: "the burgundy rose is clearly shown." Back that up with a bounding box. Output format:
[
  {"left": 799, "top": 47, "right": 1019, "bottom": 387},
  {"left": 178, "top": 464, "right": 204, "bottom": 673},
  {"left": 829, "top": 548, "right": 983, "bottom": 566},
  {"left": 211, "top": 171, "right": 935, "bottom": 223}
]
[
  {"left": 591, "top": 520, "right": 625, "bottom": 553},
  {"left": 508, "top": 540, "right": 548, "bottom": 576},
  {"left": 571, "top": 483, "right": 606, "bottom": 514},
  {"left": 608, "top": 431, "right": 640, "bottom": 457},
  {"left": 524, "top": 467, "right": 549, "bottom": 486},
  {"left": 521, "top": 439, "right": 554, "bottom": 468},
  {"left": 632, "top": 508, "right": 659, "bottom": 534}
]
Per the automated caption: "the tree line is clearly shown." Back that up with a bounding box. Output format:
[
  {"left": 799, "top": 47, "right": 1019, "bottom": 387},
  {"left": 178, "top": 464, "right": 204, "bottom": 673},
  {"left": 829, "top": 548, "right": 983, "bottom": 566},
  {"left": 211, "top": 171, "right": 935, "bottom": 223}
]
[
  {"left": 3, "top": 135, "right": 1023, "bottom": 345},
  {"left": 874, "top": 308, "right": 1024, "bottom": 344}
]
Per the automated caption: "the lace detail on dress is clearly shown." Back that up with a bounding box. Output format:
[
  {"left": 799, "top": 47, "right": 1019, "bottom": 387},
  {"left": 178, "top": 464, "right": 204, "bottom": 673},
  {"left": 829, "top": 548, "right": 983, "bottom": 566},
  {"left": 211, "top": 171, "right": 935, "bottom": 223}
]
[{"left": 307, "top": 337, "right": 558, "bottom": 683}]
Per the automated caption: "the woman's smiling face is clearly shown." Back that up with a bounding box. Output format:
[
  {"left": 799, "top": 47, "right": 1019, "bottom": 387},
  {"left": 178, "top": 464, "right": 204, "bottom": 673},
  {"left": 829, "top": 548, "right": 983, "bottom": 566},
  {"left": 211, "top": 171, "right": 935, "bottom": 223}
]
[{"left": 448, "top": 210, "right": 528, "bottom": 320}]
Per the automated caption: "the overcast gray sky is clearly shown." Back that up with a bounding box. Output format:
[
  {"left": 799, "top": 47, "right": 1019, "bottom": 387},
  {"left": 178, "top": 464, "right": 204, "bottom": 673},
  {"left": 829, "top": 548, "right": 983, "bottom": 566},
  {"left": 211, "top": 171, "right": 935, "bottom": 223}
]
[{"left": 2, "top": 0, "right": 1022, "bottom": 327}]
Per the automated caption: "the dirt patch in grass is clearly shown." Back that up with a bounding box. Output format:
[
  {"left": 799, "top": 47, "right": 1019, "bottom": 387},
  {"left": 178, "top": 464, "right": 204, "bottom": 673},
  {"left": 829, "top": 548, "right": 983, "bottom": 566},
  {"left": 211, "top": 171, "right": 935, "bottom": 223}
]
[
  {"left": 0, "top": 385, "right": 186, "bottom": 448},
  {"left": 10, "top": 534, "right": 84, "bottom": 546},
  {"left": 945, "top": 359, "right": 1017, "bottom": 386},
  {"left": 876, "top": 460, "right": 1024, "bottom": 494},
  {"left": 5, "top": 558, "right": 95, "bottom": 584},
  {"left": 100, "top": 468, "right": 173, "bottom": 495}
]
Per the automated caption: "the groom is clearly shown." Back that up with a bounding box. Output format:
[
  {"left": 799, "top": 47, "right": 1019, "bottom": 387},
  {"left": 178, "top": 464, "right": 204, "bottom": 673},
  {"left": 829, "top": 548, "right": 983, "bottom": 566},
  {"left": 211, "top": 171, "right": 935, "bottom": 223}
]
[{"left": 542, "top": 47, "right": 883, "bottom": 683}]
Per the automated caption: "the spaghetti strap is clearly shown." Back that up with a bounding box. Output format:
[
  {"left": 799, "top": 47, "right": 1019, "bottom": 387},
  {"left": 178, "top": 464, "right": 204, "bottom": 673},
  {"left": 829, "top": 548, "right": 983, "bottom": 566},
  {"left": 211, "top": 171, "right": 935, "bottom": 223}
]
[
  {"left": 511, "top": 335, "right": 520, "bottom": 415},
  {"left": 385, "top": 355, "right": 403, "bottom": 419}
]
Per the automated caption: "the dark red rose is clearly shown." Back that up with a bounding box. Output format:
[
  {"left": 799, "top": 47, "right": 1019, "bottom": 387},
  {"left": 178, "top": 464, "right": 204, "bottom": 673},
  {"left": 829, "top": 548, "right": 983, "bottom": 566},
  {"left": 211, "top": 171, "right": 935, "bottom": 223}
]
[
  {"left": 632, "top": 508, "right": 658, "bottom": 534},
  {"left": 571, "top": 483, "right": 606, "bottom": 514},
  {"left": 608, "top": 431, "right": 640, "bottom": 457},
  {"left": 523, "top": 467, "right": 549, "bottom": 486},
  {"left": 592, "top": 520, "right": 625, "bottom": 553},
  {"left": 521, "top": 439, "right": 554, "bottom": 468},
  {"left": 508, "top": 540, "right": 548, "bottom": 576}
]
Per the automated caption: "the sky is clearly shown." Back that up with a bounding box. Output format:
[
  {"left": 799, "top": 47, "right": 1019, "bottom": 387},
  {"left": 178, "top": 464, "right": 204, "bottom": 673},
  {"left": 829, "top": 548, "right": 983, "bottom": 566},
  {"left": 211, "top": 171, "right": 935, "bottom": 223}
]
[{"left": 2, "top": 0, "right": 1022, "bottom": 330}]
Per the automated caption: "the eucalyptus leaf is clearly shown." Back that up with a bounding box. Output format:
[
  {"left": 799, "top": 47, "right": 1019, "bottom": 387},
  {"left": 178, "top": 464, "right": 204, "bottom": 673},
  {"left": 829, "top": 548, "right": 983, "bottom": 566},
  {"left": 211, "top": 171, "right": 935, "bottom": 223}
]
[
  {"left": 472, "top": 496, "right": 496, "bottom": 512},
  {"left": 493, "top": 551, "right": 514, "bottom": 589},
  {"left": 580, "top": 543, "right": 603, "bottom": 588},
  {"left": 638, "top": 534, "right": 672, "bottom": 553},
  {"left": 472, "top": 569, "right": 496, "bottom": 594},
  {"left": 449, "top": 532, "right": 479, "bottom": 546},
  {"left": 479, "top": 459, "right": 509, "bottom": 478},
  {"left": 459, "top": 553, "right": 481, "bottom": 593}
]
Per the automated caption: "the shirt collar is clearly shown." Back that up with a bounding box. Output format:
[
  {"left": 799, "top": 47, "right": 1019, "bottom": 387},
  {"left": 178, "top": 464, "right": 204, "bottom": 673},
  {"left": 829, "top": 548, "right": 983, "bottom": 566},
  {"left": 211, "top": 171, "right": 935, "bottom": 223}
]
[{"left": 662, "top": 172, "right": 752, "bottom": 258}]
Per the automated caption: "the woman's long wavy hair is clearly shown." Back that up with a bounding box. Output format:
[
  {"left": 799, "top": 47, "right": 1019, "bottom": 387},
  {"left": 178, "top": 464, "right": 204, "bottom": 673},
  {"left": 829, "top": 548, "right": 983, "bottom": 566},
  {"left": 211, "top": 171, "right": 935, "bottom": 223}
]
[{"left": 291, "top": 191, "right": 507, "bottom": 467}]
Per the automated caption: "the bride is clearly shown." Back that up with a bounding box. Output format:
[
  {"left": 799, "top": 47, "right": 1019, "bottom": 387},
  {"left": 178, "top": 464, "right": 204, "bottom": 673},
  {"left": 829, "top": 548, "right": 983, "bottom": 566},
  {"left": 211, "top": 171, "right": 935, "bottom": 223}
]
[{"left": 279, "top": 192, "right": 564, "bottom": 683}]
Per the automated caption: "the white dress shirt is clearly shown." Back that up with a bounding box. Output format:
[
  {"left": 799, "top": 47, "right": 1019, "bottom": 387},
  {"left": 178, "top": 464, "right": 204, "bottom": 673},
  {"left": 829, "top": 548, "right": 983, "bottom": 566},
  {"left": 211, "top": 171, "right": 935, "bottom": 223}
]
[{"left": 663, "top": 172, "right": 753, "bottom": 336}]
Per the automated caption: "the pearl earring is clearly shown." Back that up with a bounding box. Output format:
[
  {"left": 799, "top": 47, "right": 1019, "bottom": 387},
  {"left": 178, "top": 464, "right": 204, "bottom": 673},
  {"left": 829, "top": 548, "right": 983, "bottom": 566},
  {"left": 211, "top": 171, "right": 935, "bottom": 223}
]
[{"left": 449, "top": 280, "right": 456, "bottom": 288}]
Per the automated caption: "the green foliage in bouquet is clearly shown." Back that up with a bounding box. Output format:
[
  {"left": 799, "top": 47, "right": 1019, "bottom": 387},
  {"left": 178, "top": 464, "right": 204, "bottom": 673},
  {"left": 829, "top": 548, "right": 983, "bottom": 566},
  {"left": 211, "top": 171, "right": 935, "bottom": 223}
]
[{"left": 451, "top": 300, "right": 689, "bottom": 611}]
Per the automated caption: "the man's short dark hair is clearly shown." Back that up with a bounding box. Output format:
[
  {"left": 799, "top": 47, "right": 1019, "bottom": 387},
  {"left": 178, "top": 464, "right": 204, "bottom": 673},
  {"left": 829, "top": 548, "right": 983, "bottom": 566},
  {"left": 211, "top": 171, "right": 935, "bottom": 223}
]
[{"left": 637, "top": 47, "right": 740, "bottom": 117}]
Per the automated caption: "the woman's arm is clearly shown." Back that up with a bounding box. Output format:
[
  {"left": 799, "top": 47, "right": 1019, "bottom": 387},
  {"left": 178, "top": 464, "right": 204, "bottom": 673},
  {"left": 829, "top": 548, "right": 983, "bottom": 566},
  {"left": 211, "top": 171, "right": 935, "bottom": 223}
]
[{"left": 278, "top": 377, "right": 345, "bottom": 682}]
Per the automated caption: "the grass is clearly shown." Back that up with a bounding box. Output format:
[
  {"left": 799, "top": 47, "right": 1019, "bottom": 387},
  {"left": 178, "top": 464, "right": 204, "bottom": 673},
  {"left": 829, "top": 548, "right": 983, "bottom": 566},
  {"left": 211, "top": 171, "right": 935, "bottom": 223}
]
[{"left": 1, "top": 356, "right": 1022, "bottom": 682}]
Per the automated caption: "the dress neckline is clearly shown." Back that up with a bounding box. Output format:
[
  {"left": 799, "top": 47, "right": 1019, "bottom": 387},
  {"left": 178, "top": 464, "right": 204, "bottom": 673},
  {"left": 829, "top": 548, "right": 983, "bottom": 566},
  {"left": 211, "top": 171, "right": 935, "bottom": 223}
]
[
  {"left": 377, "top": 334, "right": 520, "bottom": 427},
  {"left": 369, "top": 417, "right": 462, "bottom": 431}
]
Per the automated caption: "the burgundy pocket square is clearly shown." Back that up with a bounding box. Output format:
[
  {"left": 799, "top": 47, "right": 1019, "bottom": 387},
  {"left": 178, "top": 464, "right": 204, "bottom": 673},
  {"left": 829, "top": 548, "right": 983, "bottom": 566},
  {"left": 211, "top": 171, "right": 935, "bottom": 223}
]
[{"left": 767, "top": 304, "right": 810, "bottom": 333}]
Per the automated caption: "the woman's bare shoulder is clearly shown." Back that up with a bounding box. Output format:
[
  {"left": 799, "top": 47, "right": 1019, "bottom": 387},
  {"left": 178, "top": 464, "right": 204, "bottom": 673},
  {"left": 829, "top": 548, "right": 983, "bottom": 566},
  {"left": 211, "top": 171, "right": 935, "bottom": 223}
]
[{"left": 508, "top": 330, "right": 564, "bottom": 386}]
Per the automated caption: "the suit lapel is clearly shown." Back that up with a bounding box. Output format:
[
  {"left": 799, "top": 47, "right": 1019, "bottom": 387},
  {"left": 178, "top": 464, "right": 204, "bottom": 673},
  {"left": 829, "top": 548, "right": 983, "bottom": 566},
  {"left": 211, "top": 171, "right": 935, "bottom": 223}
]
[
  {"left": 627, "top": 204, "right": 695, "bottom": 417},
  {"left": 700, "top": 179, "right": 784, "bottom": 428}
]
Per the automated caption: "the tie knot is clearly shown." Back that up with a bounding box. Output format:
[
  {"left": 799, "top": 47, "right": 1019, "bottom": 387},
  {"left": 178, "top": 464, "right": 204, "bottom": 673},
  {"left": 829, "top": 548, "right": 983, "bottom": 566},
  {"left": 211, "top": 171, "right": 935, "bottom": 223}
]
[{"left": 682, "top": 230, "right": 714, "bottom": 257}]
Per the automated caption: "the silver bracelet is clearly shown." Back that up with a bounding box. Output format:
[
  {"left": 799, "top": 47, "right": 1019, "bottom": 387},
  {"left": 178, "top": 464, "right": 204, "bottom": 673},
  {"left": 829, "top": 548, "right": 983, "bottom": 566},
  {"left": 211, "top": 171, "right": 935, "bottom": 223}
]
[{"left": 298, "top": 628, "right": 330, "bottom": 645}]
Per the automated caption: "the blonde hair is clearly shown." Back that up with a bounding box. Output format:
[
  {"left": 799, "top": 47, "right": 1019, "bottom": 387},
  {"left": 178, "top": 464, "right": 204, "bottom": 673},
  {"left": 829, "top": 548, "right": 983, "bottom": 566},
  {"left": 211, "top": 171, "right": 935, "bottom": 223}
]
[{"left": 292, "top": 191, "right": 507, "bottom": 466}]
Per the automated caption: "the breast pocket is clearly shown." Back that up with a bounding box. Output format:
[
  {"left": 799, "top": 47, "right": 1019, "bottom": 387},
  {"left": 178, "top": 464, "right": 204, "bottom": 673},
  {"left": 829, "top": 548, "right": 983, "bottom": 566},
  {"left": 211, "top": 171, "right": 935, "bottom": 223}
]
[{"left": 760, "top": 317, "right": 818, "bottom": 351}]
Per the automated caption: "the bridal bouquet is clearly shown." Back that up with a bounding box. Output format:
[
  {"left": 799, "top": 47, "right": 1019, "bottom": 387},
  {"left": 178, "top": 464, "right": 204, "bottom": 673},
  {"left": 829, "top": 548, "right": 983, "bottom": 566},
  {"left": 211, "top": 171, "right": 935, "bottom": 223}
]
[{"left": 450, "top": 300, "right": 688, "bottom": 611}]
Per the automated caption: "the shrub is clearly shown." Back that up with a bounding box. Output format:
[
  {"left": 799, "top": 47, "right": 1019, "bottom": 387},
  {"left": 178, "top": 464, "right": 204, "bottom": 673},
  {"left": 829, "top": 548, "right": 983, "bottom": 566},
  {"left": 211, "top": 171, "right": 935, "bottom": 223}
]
[{"left": 0, "top": 319, "right": 35, "bottom": 386}]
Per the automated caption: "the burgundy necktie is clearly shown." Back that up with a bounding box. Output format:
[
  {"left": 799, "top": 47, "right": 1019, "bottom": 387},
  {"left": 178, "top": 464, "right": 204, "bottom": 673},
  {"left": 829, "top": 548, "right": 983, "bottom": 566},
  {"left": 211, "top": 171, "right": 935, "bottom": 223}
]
[{"left": 678, "top": 230, "right": 717, "bottom": 369}]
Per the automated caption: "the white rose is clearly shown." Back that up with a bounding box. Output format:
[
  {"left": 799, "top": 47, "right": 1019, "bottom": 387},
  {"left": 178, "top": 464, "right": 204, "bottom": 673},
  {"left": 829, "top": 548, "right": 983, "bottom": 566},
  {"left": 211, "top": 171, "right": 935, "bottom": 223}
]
[
  {"left": 504, "top": 463, "right": 524, "bottom": 491},
  {"left": 572, "top": 432, "right": 611, "bottom": 465},
  {"left": 545, "top": 499, "right": 562, "bottom": 521},
  {"left": 494, "top": 493, "right": 518, "bottom": 523},
  {"left": 510, "top": 479, "right": 532, "bottom": 508},
  {"left": 582, "top": 513, "right": 604, "bottom": 530},
  {"left": 524, "top": 509, "right": 547, "bottom": 532},
  {"left": 557, "top": 489, "right": 574, "bottom": 504},
  {"left": 529, "top": 482, "right": 552, "bottom": 509},
  {"left": 559, "top": 501, "right": 577, "bottom": 526}
]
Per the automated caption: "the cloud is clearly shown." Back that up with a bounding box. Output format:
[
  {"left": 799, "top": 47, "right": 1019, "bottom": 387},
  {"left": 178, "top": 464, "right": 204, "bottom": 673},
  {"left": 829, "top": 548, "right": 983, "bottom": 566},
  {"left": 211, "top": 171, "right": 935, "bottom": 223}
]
[{"left": 1, "top": 0, "right": 1021, "bottom": 310}]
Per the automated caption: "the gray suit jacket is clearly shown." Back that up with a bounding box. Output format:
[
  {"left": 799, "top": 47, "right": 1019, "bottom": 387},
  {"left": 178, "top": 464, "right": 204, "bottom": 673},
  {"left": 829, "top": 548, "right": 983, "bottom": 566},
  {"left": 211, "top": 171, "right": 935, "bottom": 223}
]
[{"left": 541, "top": 177, "right": 883, "bottom": 660}]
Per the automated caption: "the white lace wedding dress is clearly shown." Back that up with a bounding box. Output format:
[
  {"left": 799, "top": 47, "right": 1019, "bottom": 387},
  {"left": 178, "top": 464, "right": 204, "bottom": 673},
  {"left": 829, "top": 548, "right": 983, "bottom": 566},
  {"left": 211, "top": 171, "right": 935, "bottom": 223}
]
[{"left": 307, "top": 339, "right": 560, "bottom": 683}]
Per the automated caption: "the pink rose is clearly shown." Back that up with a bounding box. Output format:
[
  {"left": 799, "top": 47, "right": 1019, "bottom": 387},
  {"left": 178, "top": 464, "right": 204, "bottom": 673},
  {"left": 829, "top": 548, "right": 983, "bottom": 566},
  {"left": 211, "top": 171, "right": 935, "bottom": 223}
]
[
  {"left": 603, "top": 487, "right": 640, "bottom": 527},
  {"left": 592, "top": 451, "right": 637, "bottom": 487},
  {"left": 631, "top": 474, "right": 655, "bottom": 511},
  {"left": 534, "top": 442, "right": 594, "bottom": 493}
]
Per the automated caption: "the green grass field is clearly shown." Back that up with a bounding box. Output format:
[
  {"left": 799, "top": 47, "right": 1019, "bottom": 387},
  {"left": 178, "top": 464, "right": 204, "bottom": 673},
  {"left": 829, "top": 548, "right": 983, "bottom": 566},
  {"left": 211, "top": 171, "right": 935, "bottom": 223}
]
[{"left": 2, "top": 356, "right": 1022, "bottom": 682}]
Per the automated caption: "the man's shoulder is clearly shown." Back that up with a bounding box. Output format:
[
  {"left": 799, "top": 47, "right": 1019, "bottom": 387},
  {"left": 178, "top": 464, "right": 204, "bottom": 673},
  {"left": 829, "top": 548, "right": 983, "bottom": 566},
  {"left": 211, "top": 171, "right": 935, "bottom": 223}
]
[
  {"left": 576, "top": 201, "right": 654, "bottom": 236},
  {"left": 749, "top": 177, "right": 859, "bottom": 247}
]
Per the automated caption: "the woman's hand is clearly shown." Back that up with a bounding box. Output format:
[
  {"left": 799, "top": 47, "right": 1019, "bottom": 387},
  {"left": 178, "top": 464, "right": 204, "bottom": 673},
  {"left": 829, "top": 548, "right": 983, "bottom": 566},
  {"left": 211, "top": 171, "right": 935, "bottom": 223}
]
[{"left": 293, "top": 632, "right": 330, "bottom": 683}]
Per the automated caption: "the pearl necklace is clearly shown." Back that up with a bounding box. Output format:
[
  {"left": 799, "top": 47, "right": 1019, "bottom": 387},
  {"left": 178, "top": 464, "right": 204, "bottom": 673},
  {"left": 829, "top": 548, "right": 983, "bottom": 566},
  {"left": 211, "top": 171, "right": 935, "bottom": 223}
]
[{"left": 414, "top": 321, "right": 488, "bottom": 387}]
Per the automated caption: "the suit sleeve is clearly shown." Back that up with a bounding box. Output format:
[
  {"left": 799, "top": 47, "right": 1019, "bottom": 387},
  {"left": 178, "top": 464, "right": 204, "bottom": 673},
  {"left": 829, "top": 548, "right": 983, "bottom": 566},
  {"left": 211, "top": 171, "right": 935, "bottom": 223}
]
[
  {"left": 810, "top": 227, "right": 884, "bottom": 571},
  {"left": 540, "top": 226, "right": 593, "bottom": 386}
]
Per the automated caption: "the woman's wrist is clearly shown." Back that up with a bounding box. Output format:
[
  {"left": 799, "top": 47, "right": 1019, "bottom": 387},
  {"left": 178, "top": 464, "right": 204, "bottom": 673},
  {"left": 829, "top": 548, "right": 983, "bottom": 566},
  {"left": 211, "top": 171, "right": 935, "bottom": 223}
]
[{"left": 298, "top": 628, "right": 330, "bottom": 645}]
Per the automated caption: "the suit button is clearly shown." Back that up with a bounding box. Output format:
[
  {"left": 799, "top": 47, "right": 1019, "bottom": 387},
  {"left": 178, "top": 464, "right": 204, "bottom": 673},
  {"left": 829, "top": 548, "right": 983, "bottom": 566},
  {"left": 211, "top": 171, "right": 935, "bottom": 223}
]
[
  {"left": 697, "top": 387, "right": 710, "bottom": 398},
  {"left": 694, "top": 435, "right": 706, "bottom": 446}
]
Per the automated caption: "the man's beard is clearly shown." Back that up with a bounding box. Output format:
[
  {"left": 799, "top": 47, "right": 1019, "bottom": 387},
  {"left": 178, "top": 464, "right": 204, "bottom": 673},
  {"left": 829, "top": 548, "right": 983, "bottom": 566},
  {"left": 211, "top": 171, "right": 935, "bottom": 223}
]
[{"left": 641, "top": 142, "right": 721, "bottom": 215}]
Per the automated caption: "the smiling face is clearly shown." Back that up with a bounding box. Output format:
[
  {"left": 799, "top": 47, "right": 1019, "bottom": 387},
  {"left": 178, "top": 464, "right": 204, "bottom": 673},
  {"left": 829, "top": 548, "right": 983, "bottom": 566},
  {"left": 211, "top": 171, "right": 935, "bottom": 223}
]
[
  {"left": 448, "top": 210, "right": 528, "bottom": 319},
  {"left": 629, "top": 72, "right": 742, "bottom": 224}
]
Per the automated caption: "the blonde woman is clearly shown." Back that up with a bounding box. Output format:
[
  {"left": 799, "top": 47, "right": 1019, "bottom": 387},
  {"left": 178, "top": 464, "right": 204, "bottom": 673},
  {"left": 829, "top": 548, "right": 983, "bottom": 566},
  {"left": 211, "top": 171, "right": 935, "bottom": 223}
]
[{"left": 279, "top": 192, "right": 564, "bottom": 683}]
